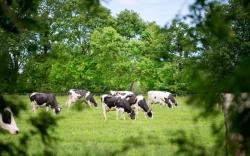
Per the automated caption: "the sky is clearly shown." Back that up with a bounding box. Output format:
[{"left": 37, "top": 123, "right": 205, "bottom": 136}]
[{"left": 101, "top": 0, "right": 195, "bottom": 27}]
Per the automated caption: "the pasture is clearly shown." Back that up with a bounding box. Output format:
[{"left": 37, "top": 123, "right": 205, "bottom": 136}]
[{"left": 1, "top": 95, "right": 224, "bottom": 156}]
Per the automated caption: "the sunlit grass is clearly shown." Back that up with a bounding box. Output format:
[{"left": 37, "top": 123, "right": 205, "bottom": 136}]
[{"left": 1, "top": 95, "right": 224, "bottom": 156}]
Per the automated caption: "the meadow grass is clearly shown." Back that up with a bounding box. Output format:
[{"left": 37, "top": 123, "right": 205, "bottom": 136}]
[{"left": 1, "top": 95, "right": 224, "bottom": 156}]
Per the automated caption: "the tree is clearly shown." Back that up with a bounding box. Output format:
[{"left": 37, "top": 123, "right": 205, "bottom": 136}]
[
  {"left": 115, "top": 9, "right": 146, "bottom": 39},
  {"left": 173, "top": 0, "right": 250, "bottom": 155},
  {"left": 167, "top": 20, "right": 197, "bottom": 59},
  {"left": 21, "top": 0, "right": 114, "bottom": 92},
  {"left": 90, "top": 26, "right": 130, "bottom": 91},
  {"left": 141, "top": 22, "right": 172, "bottom": 61}
]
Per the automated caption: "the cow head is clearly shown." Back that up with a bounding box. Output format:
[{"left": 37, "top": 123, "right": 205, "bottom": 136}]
[
  {"left": 129, "top": 110, "right": 136, "bottom": 120},
  {"left": 146, "top": 110, "right": 153, "bottom": 119},
  {"left": 54, "top": 106, "right": 61, "bottom": 114},
  {"left": 0, "top": 107, "right": 19, "bottom": 134},
  {"left": 93, "top": 101, "right": 98, "bottom": 107}
]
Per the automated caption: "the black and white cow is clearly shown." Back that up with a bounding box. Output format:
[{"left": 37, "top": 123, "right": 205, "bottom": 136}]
[
  {"left": 124, "top": 94, "right": 153, "bottom": 119},
  {"left": 66, "top": 89, "right": 98, "bottom": 108},
  {"left": 0, "top": 107, "right": 19, "bottom": 134},
  {"left": 29, "top": 92, "right": 61, "bottom": 114},
  {"left": 101, "top": 94, "right": 135, "bottom": 120},
  {"left": 110, "top": 91, "right": 134, "bottom": 99},
  {"left": 148, "top": 91, "right": 178, "bottom": 108}
]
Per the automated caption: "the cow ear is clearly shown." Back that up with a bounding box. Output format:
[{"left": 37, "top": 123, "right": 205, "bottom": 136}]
[{"left": 2, "top": 110, "right": 12, "bottom": 124}]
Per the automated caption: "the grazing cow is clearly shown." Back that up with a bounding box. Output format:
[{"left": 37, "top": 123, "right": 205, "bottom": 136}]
[
  {"left": 0, "top": 107, "right": 19, "bottom": 134},
  {"left": 123, "top": 94, "right": 153, "bottom": 119},
  {"left": 29, "top": 92, "right": 61, "bottom": 114},
  {"left": 148, "top": 91, "right": 178, "bottom": 108},
  {"left": 110, "top": 91, "right": 134, "bottom": 99},
  {"left": 101, "top": 94, "right": 135, "bottom": 120},
  {"left": 66, "top": 89, "right": 97, "bottom": 108}
]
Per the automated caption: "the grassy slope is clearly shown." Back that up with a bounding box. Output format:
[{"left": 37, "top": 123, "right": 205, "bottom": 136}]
[{"left": 1, "top": 95, "right": 224, "bottom": 156}]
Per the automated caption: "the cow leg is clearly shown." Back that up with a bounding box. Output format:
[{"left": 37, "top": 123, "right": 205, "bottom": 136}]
[
  {"left": 123, "top": 112, "right": 126, "bottom": 120},
  {"left": 66, "top": 96, "right": 72, "bottom": 108},
  {"left": 102, "top": 104, "right": 107, "bottom": 120},
  {"left": 87, "top": 100, "right": 92, "bottom": 107},
  {"left": 31, "top": 101, "right": 37, "bottom": 112},
  {"left": 135, "top": 107, "right": 139, "bottom": 120},
  {"left": 46, "top": 106, "right": 49, "bottom": 112}
]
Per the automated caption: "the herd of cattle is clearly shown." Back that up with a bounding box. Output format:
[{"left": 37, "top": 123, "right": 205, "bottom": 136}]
[{"left": 0, "top": 90, "right": 178, "bottom": 134}]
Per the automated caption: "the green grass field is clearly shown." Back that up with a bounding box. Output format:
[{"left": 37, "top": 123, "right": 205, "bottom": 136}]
[{"left": 1, "top": 95, "right": 224, "bottom": 156}]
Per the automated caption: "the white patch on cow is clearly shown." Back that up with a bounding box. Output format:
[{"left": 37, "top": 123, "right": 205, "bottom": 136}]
[
  {"left": 110, "top": 91, "right": 134, "bottom": 98},
  {"left": 136, "top": 95, "right": 144, "bottom": 101},
  {"left": 53, "top": 107, "right": 61, "bottom": 113},
  {"left": 40, "top": 103, "right": 47, "bottom": 107},
  {"left": 30, "top": 92, "right": 38, "bottom": 96},
  {"left": 109, "top": 91, "right": 116, "bottom": 95},
  {"left": 148, "top": 91, "right": 169, "bottom": 106},
  {"left": 165, "top": 92, "right": 171, "bottom": 97},
  {"left": 0, "top": 108, "right": 19, "bottom": 134},
  {"left": 66, "top": 89, "right": 81, "bottom": 107},
  {"left": 85, "top": 91, "right": 92, "bottom": 107},
  {"left": 85, "top": 91, "right": 90, "bottom": 98}
]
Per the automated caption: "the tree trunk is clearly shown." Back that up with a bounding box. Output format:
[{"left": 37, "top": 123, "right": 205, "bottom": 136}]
[
  {"left": 43, "top": 30, "right": 50, "bottom": 54},
  {"left": 222, "top": 93, "right": 250, "bottom": 156},
  {"left": 129, "top": 81, "right": 135, "bottom": 92}
]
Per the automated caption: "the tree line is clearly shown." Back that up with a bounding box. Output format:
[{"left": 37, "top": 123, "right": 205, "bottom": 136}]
[{"left": 0, "top": 0, "right": 196, "bottom": 94}]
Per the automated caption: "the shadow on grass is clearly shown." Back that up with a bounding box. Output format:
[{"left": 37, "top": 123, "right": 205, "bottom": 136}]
[{"left": 71, "top": 100, "right": 92, "bottom": 112}]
